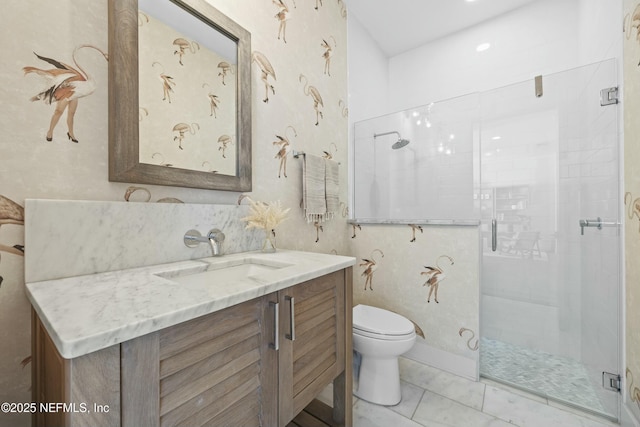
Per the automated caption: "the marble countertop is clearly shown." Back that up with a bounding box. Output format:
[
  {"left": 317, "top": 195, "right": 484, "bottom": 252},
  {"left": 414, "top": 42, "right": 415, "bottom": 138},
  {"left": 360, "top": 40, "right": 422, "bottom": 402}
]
[{"left": 26, "top": 250, "right": 355, "bottom": 359}]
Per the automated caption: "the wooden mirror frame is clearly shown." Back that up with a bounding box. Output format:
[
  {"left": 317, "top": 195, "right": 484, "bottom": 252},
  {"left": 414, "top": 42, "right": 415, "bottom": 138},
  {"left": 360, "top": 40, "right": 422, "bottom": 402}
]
[{"left": 108, "top": 0, "right": 252, "bottom": 191}]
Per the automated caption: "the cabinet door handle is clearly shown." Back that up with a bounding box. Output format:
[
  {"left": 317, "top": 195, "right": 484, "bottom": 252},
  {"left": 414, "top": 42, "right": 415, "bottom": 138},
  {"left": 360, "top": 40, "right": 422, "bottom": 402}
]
[
  {"left": 270, "top": 301, "right": 279, "bottom": 351},
  {"left": 285, "top": 296, "right": 295, "bottom": 341}
]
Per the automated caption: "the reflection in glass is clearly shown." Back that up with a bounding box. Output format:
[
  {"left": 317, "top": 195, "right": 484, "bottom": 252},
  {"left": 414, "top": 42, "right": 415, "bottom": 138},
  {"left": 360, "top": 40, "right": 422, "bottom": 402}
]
[{"left": 138, "top": 0, "right": 238, "bottom": 176}]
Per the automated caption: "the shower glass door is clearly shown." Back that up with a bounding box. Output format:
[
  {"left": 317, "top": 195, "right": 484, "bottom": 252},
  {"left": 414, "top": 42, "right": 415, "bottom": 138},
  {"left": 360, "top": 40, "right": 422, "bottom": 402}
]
[{"left": 479, "top": 59, "right": 620, "bottom": 420}]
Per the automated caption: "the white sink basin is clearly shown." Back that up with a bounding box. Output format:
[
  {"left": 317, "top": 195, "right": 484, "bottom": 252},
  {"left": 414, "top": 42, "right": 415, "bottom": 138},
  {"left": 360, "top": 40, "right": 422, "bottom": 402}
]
[{"left": 164, "top": 258, "right": 292, "bottom": 287}]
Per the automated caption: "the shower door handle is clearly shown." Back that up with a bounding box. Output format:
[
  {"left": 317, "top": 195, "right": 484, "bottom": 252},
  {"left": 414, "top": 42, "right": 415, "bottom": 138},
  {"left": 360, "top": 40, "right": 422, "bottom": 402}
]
[
  {"left": 579, "top": 217, "right": 619, "bottom": 235},
  {"left": 491, "top": 219, "right": 497, "bottom": 252}
]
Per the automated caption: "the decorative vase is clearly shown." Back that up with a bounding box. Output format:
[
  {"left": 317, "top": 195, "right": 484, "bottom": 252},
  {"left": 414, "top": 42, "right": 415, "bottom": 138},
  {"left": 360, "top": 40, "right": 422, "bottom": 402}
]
[{"left": 262, "top": 229, "right": 276, "bottom": 253}]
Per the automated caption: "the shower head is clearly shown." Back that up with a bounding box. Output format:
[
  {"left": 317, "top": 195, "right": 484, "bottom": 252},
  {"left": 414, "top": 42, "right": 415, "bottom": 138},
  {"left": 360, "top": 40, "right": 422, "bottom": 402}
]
[
  {"left": 392, "top": 138, "right": 410, "bottom": 150},
  {"left": 373, "top": 131, "right": 410, "bottom": 149}
]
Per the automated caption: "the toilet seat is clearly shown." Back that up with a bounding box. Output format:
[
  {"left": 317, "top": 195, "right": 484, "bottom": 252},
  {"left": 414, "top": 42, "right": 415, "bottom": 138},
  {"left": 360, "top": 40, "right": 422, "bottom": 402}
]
[{"left": 353, "top": 304, "right": 415, "bottom": 340}]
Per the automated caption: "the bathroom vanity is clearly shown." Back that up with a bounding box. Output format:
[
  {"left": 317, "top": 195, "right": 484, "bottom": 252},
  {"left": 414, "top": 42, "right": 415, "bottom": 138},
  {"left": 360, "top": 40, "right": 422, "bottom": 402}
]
[{"left": 27, "top": 250, "right": 354, "bottom": 427}]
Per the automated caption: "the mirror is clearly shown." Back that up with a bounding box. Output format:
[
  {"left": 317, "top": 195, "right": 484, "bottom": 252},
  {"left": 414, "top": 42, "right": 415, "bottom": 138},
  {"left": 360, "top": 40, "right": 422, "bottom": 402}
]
[{"left": 108, "top": 0, "right": 252, "bottom": 191}]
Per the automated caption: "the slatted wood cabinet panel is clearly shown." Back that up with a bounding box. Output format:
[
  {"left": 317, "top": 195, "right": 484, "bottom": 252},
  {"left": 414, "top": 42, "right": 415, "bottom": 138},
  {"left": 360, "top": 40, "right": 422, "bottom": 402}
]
[
  {"left": 32, "top": 267, "right": 353, "bottom": 427},
  {"left": 122, "top": 296, "right": 278, "bottom": 427},
  {"left": 278, "top": 269, "right": 349, "bottom": 426}
]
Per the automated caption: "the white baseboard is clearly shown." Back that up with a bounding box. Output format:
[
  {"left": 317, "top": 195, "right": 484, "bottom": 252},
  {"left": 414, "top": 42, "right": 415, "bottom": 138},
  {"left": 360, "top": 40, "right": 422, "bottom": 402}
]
[
  {"left": 622, "top": 402, "right": 640, "bottom": 427},
  {"left": 403, "top": 339, "right": 478, "bottom": 381}
]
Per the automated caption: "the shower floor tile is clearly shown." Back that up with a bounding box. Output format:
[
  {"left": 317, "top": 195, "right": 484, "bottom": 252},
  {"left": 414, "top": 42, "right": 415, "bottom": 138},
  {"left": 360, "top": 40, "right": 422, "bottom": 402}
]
[{"left": 480, "top": 337, "right": 609, "bottom": 417}]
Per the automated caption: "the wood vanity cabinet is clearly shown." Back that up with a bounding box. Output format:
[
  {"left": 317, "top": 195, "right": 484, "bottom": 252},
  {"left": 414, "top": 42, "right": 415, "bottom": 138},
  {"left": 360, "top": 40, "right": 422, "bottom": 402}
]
[
  {"left": 277, "top": 269, "right": 349, "bottom": 426},
  {"left": 32, "top": 267, "right": 352, "bottom": 427},
  {"left": 31, "top": 312, "right": 121, "bottom": 427}
]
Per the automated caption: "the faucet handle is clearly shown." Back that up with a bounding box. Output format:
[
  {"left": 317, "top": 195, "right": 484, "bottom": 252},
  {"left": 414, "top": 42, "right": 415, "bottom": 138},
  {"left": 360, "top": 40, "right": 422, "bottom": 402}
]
[
  {"left": 208, "top": 229, "right": 225, "bottom": 242},
  {"left": 183, "top": 229, "right": 225, "bottom": 255},
  {"left": 184, "top": 229, "right": 204, "bottom": 247}
]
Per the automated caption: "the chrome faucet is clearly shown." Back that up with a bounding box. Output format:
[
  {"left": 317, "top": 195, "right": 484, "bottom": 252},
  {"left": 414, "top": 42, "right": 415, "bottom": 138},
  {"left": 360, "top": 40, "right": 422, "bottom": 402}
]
[{"left": 184, "top": 229, "right": 226, "bottom": 256}]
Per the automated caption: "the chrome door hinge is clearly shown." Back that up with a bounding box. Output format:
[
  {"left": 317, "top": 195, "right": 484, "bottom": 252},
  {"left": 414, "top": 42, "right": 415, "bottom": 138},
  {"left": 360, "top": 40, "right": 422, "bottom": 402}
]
[
  {"left": 602, "top": 372, "right": 621, "bottom": 392},
  {"left": 600, "top": 87, "right": 618, "bottom": 106}
]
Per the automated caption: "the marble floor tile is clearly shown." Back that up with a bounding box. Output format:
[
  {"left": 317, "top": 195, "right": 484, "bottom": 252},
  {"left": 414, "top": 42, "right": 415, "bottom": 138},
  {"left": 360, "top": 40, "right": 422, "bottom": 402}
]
[
  {"left": 387, "top": 381, "right": 425, "bottom": 419},
  {"left": 399, "top": 357, "right": 439, "bottom": 389},
  {"left": 400, "top": 357, "right": 486, "bottom": 411},
  {"left": 413, "top": 390, "right": 515, "bottom": 427},
  {"left": 338, "top": 357, "right": 616, "bottom": 427},
  {"left": 481, "top": 377, "right": 548, "bottom": 405},
  {"left": 353, "top": 399, "right": 424, "bottom": 427},
  {"left": 482, "top": 385, "right": 615, "bottom": 427},
  {"left": 547, "top": 400, "right": 619, "bottom": 426}
]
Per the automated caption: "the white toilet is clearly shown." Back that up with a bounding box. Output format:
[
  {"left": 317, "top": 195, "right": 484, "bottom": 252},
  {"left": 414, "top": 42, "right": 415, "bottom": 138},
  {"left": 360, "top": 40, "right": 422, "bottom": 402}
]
[{"left": 352, "top": 304, "right": 416, "bottom": 406}]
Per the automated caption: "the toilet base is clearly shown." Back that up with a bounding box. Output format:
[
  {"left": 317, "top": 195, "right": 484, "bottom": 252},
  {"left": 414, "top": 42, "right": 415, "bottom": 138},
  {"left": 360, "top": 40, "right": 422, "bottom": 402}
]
[{"left": 354, "top": 356, "right": 401, "bottom": 406}]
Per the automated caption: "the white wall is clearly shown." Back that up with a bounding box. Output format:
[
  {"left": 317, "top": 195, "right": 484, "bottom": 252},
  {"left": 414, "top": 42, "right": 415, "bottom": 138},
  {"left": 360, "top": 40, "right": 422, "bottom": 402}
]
[
  {"left": 347, "top": 12, "right": 390, "bottom": 214},
  {"left": 347, "top": 13, "right": 389, "bottom": 124},
  {"left": 388, "top": 0, "right": 621, "bottom": 112},
  {"left": 354, "top": 0, "right": 623, "bottom": 224}
]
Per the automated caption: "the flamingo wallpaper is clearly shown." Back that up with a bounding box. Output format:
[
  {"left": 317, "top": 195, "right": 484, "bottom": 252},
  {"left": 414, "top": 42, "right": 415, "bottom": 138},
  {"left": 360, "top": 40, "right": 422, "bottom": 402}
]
[
  {"left": 3, "top": 1, "right": 640, "bottom": 425},
  {"left": 0, "top": 0, "right": 348, "bottom": 425},
  {"left": 624, "top": 0, "right": 640, "bottom": 420},
  {"left": 349, "top": 224, "right": 480, "bottom": 373},
  {"left": 22, "top": 46, "right": 109, "bottom": 143},
  {"left": 138, "top": 9, "right": 238, "bottom": 174}
]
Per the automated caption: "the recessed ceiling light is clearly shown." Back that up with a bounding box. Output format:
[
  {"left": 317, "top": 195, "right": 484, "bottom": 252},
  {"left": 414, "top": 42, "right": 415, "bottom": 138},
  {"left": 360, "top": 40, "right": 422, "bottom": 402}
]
[
  {"left": 476, "top": 42, "right": 491, "bottom": 52},
  {"left": 492, "top": 136, "right": 501, "bottom": 140}
]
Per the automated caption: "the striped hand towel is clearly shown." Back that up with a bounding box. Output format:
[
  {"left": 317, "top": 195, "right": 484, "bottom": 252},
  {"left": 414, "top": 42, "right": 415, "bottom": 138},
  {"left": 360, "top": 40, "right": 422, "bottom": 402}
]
[
  {"left": 325, "top": 158, "right": 340, "bottom": 220},
  {"left": 303, "top": 154, "right": 327, "bottom": 223}
]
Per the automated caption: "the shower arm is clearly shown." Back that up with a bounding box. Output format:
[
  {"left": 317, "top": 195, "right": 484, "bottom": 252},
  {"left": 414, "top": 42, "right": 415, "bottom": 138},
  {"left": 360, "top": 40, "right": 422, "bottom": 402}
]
[{"left": 373, "top": 131, "right": 401, "bottom": 140}]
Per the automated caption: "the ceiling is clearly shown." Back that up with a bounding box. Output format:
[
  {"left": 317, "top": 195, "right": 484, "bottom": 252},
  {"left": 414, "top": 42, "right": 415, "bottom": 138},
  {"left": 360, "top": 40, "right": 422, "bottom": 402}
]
[{"left": 345, "top": 0, "right": 539, "bottom": 57}]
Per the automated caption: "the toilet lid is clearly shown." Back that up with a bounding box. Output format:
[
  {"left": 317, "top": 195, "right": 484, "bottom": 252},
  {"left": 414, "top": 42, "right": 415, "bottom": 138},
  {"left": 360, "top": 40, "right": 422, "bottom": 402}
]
[{"left": 353, "top": 304, "right": 415, "bottom": 336}]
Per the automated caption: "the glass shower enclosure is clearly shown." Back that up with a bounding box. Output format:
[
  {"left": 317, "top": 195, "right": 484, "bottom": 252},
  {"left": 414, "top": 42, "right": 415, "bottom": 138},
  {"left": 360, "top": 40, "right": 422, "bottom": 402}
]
[
  {"left": 479, "top": 60, "right": 620, "bottom": 420},
  {"left": 352, "top": 93, "right": 479, "bottom": 222},
  {"left": 352, "top": 59, "right": 621, "bottom": 420}
]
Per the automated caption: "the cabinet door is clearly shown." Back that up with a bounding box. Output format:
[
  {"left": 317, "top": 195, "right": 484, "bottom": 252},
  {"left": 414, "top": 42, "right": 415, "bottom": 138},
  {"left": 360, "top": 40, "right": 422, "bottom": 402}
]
[
  {"left": 278, "top": 270, "right": 345, "bottom": 425},
  {"left": 32, "top": 309, "right": 121, "bottom": 427},
  {"left": 32, "top": 309, "right": 66, "bottom": 427},
  {"left": 122, "top": 295, "right": 278, "bottom": 427}
]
